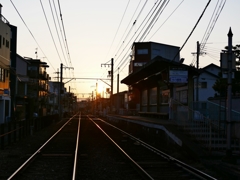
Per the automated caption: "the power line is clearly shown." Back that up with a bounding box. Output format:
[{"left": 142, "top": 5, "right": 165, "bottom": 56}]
[
  {"left": 148, "top": 0, "right": 185, "bottom": 40},
  {"left": 142, "top": 0, "right": 170, "bottom": 41},
  {"left": 191, "top": 0, "right": 226, "bottom": 67},
  {"left": 113, "top": 1, "right": 159, "bottom": 72},
  {"left": 102, "top": 0, "right": 150, "bottom": 79},
  {"left": 40, "top": 0, "right": 63, "bottom": 64},
  {"left": 57, "top": 0, "right": 72, "bottom": 66},
  {"left": 49, "top": 0, "right": 68, "bottom": 66},
  {"left": 112, "top": 0, "right": 147, "bottom": 62},
  {"left": 115, "top": 0, "right": 169, "bottom": 73},
  {"left": 56, "top": 0, "right": 76, "bottom": 92},
  {"left": 200, "top": 0, "right": 226, "bottom": 52},
  {"left": 172, "top": 0, "right": 212, "bottom": 61},
  {"left": 9, "top": 0, "right": 56, "bottom": 72},
  {"left": 104, "top": 0, "right": 131, "bottom": 64},
  {"left": 135, "top": 0, "right": 163, "bottom": 42}
]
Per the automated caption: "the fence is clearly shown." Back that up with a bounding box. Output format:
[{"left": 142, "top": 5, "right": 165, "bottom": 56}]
[
  {"left": 0, "top": 114, "right": 59, "bottom": 150},
  {"left": 171, "top": 99, "right": 240, "bottom": 152}
]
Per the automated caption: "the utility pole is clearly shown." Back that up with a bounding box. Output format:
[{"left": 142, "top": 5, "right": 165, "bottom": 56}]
[
  {"left": 60, "top": 63, "right": 63, "bottom": 120},
  {"left": 101, "top": 58, "right": 114, "bottom": 112},
  {"left": 92, "top": 91, "right": 94, "bottom": 113},
  {"left": 226, "top": 27, "right": 233, "bottom": 156},
  {"left": 111, "top": 58, "right": 114, "bottom": 98},
  {"left": 196, "top": 41, "right": 200, "bottom": 102},
  {"left": 59, "top": 63, "right": 74, "bottom": 120},
  {"left": 96, "top": 82, "right": 98, "bottom": 114},
  {"left": 117, "top": 68, "right": 119, "bottom": 113},
  {"left": 191, "top": 41, "right": 200, "bottom": 102},
  {"left": 68, "top": 86, "right": 70, "bottom": 115},
  {"left": 54, "top": 69, "right": 60, "bottom": 119}
]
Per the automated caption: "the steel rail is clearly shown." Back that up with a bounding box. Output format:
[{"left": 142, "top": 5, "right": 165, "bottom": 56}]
[
  {"left": 7, "top": 114, "right": 79, "bottom": 180},
  {"left": 72, "top": 113, "right": 81, "bottom": 180},
  {"left": 87, "top": 116, "right": 154, "bottom": 180},
  {"left": 98, "top": 117, "right": 218, "bottom": 180}
]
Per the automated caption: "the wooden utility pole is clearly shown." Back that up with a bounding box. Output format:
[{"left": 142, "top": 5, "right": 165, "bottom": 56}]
[{"left": 196, "top": 41, "right": 200, "bottom": 102}]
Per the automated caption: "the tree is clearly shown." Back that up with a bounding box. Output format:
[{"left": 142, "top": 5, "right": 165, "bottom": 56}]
[
  {"left": 213, "top": 45, "right": 240, "bottom": 96},
  {"left": 223, "top": 44, "right": 240, "bottom": 71},
  {"left": 213, "top": 71, "right": 240, "bottom": 97}
]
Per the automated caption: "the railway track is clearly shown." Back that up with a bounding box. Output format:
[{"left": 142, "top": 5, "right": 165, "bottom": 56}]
[
  {"left": 7, "top": 114, "right": 218, "bottom": 179},
  {"left": 7, "top": 114, "right": 80, "bottom": 180},
  {"left": 88, "top": 116, "right": 217, "bottom": 180}
]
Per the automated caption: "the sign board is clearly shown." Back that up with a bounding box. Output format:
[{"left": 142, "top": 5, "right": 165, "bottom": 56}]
[
  {"left": 220, "top": 53, "right": 236, "bottom": 70},
  {"left": 169, "top": 67, "right": 188, "bottom": 83}
]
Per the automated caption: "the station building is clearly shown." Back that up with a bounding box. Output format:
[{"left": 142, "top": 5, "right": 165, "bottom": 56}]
[{"left": 121, "top": 41, "right": 199, "bottom": 119}]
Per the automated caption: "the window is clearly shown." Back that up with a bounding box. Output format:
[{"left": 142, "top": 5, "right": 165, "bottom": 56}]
[
  {"left": 0, "top": 68, "right": 4, "bottom": 82},
  {"left": 0, "top": 35, "right": 2, "bottom": 48},
  {"left": 6, "top": 40, "right": 9, "bottom": 48},
  {"left": 201, "top": 82, "right": 207, "bottom": 88},
  {"left": 142, "top": 90, "right": 147, "bottom": 105},
  {"left": 3, "top": 37, "right": 5, "bottom": 45},
  {"left": 137, "top": 49, "right": 148, "bottom": 54},
  {"left": 150, "top": 87, "right": 157, "bottom": 105},
  {"left": 195, "top": 82, "right": 207, "bottom": 88}
]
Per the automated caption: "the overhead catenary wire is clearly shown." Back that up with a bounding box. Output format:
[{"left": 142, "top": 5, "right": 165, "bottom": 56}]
[
  {"left": 172, "top": 0, "right": 212, "bottom": 61},
  {"left": 139, "top": 0, "right": 169, "bottom": 42},
  {"left": 115, "top": 0, "right": 171, "bottom": 73},
  {"left": 115, "top": 0, "right": 159, "bottom": 64},
  {"left": 115, "top": 0, "right": 184, "bottom": 74},
  {"left": 134, "top": 0, "right": 164, "bottom": 42},
  {"left": 102, "top": 0, "right": 150, "bottom": 79},
  {"left": 113, "top": 1, "right": 160, "bottom": 73},
  {"left": 49, "top": 0, "right": 68, "bottom": 67},
  {"left": 141, "top": 1, "right": 170, "bottom": 41},
  {"left": 191, "top": 0, "right": 226, "bottom": 67},
  {"left": 40, "top": 0, "right": 63, "bottom": 64},
  {"left": 103, "top": 0, "right": 131, "bottom": 65},
  {"left": 200, "top": 0, "right": 226, "bottom": 53},
  {"left": 57, "top": 0, "right": 72, "bottom": 66},
  {"left": 53, "top": 0, "right": 76, "bottom": 91},
  {"left": 9, "top": 0, "right": 56, "bottom": 72},
  {"left": 112, "top": 0, "right": 147, "bottom": 62},
  {"left": 148, "top": 0, "right": 185, "bottom": 40},
  {"left": 57, "top": 0, "right": 77, "bottom": 93}
]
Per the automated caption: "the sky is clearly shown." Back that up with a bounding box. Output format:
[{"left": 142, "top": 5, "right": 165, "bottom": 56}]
[{"left": 1, "top": 0, "right": 240, "bottom": 101}]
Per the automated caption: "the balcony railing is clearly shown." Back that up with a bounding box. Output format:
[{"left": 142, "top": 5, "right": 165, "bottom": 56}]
[
  {"left": 39, "top": 84, "right": 48, "bottom": 91},
  {"left": 39, "top": 71, "right": 49, "bottom": 80}
]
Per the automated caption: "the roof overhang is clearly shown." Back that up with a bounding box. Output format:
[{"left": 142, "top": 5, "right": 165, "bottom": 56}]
[{"left": 121, "top": 56, "right": 199, "bottom": 86}]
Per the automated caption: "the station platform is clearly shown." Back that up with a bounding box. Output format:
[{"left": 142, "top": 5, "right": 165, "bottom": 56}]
[
  {"left": 105, "top": 114, "right": 240, "bottom": 178},
  {"left": 106, "top": 114, "right": 207, "bottom": 157}
]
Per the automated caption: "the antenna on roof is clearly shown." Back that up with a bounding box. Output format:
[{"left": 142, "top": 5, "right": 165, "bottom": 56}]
[{"left": 35, "top": 48, "right": 38, "bottom": 59}]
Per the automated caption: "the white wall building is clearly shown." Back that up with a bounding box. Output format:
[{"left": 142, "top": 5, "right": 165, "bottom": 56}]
[{"left": 194, "top": 63, "right": 220, "bottom": 101}]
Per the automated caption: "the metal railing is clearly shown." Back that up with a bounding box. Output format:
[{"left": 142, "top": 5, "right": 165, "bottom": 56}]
[
  {"left": 171, "top": 99, "right": 240, "bottom": 152},
  {"left": 0, "top": 114, "right": 59, "bottom": 150}
]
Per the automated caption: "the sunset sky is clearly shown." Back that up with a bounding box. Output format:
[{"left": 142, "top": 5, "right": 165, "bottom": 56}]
[{"left": 1, "top": 0, "right": 240, "bottom": 100}]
